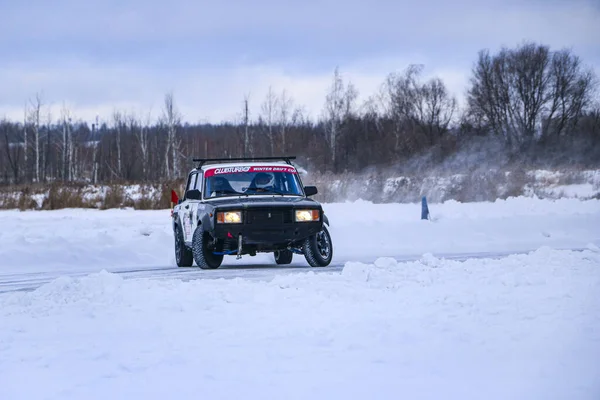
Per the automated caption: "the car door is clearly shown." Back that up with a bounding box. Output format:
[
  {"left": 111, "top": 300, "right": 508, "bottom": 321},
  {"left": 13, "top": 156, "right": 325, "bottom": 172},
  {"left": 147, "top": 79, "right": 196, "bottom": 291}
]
[
  {"left": 188, "top": 171, "right": 205, "bottom": 242},
  {"left": 181, "top": 171, "right": 200, "bottom": 243}
]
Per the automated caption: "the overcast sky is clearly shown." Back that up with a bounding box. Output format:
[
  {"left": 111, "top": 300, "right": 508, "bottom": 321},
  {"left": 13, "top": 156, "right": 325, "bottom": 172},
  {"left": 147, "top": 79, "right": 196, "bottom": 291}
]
[{"left": 1, "top": 0, "right": 599, "bottom": 124}]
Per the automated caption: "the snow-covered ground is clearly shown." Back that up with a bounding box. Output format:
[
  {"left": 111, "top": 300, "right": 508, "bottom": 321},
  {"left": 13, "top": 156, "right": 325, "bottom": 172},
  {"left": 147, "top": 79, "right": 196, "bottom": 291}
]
[{"left": 1, "top": 197, "right": 600, "bottom": 399}]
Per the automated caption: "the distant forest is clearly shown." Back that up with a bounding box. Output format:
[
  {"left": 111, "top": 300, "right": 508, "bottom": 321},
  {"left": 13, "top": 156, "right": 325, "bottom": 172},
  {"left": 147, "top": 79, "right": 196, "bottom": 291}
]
[{"left": 1, "top": 41, "right": 599, "bottom": 186}]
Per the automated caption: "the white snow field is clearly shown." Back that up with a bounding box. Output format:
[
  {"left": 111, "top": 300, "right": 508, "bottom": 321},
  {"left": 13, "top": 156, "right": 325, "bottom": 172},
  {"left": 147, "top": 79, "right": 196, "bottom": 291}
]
[{"left": 1, "top": 197, "right": 600, "bottom": 399}]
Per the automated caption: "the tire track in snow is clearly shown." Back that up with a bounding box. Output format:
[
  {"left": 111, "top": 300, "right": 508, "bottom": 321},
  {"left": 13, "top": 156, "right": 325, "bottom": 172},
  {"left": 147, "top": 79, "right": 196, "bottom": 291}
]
[{"left": 0, "top": 247, "right": 587, "bottom": 294}]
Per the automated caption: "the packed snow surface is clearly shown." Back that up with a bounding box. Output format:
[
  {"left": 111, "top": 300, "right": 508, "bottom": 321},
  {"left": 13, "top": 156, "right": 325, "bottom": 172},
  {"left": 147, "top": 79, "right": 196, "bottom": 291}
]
[
  {"left": 1, "top": 197, "right": 599, "bottom": 399},
  {"left": 1, "top": 196, "right": 599, "bottom": 277}
]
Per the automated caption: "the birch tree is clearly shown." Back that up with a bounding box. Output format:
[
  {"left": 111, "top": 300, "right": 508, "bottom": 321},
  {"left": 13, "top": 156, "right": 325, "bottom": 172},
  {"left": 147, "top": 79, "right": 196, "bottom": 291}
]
[
  {"left": 162, "top": 92, "right": 181, "bottom": 178},
  {"left": 44, "top": 109, "right": 52, "bottom": 182},
  {"left": 27, "top": 93, "right": 43, "bottom": 182},
  {"left": 60, "top": 104, "right": 72, "bottom": 181},
  {"left": 136, "top": 109, "right": 152, "bottom": 181},
  {"left": 22, "top": 105, "right": 28, "bottom": 181},
  {"left": 92, "top": 116, "right": 99, "bottom": 184},
  {"left": 260, "top": 86, "right": 277, "bottom": 156},
  {"left": 243, "top": 94, "right": 251, "bottom": 157},
  {"left": 322, "top": 67, "right": 357, "bottom": 169},
  {"left": 277, "top": 89, "right": 294, "bottom": 154},
  {"left": 72, "top": 130, "right": 78, "bottom": 180},
  {"left": 112, "top": 110, "right": 123, "bottom": 178}
]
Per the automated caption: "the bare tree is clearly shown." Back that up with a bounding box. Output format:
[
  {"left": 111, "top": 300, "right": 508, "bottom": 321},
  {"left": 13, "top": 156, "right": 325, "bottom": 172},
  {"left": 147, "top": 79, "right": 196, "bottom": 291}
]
[
  {"left": 382, "top": 64, "right": 424, "bottom": 152},
  {"left": 92, "top": 116, "right": 100, "bottom": 184},
  {"left": 1, "top": 42, "right": 598, "bottom": 188},
  {"left": 542, "top": 49, "right": 596, "bottom": 139},
  {"left": 418, "top": 78, "right": 458, "bottom": 144},
  {"left": 72, "top": 125, "right": 79, "bottom": 181},
  {"left": 277, "top": 89, "right": 294, "bottom": 155},
  {"left": 43, "top": 109, "right": 52, "bottom": 182},
  {"left": 68, "top": 121, "right": 74, "bottom": 181},
  {"left": 511, "top": 44, "right": 551, "bottom": 143},
  {"left": 322, "top": 67, "right": 358, "bottom": 169},
  {"left": 1, "top": 118, "right": 22, "bottom": 183},
  {"left": 243, "top": 94, "right": 251, "bottom": 157},
  {"left": 112, "top": 110, "right": 123, "bottom": 179},
  {"left": 260, "top": 86, "right": 277, "bottom": 156},
  {"left": 27, "top": 93, "right": 44, "bottom": 182},
  {"left": 587, "top": 102, "right": 600, "bottom": 140},
  {"left": 162, "top": 92, "right": 181, "bottom": 178},
  {"left": 59, "top": 103, "right": 73, "bottom": 181},
  {"left": 22, "top": 104, "right": 28, "bottom": 181},
  {"left": 466, "top": 42, "right": 597, "bottom": 149},
  {"left": 136, "top": 109, "right": 152, "bottom": 181},
  {"left": 121, "top": 113, "right": 138, "bottom": 180}
]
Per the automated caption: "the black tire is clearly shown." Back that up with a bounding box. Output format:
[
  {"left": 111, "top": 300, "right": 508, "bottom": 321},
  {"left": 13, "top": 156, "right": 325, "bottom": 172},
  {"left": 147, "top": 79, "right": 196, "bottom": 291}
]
[
  {"left": 303, "top": 225, "right": 333, "bottom": 267},
  {"left": 175, "top": 224, "right": 193, "bottom": 267},
  {"left": 274, "top": 249, "right": 293, "bottom": 265},
  {"left": 192, "top": 226, "right": 223, "bottom": 269}
]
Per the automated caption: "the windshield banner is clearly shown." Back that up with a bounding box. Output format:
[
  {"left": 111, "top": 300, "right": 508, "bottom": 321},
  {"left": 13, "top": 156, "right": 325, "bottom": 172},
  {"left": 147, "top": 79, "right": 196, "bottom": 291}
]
[{"left": 205, "top": 166, "right": 298, "bottom": 177}]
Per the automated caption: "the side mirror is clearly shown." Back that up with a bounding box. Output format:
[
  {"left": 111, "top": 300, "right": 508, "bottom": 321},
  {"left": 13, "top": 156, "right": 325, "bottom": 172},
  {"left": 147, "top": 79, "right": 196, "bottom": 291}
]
[
  {"left": 185, "top": 189, "right": 201, "bottom": 200},
  {"left": 304, "top": 186, "right": 318, "bottom": 196}
]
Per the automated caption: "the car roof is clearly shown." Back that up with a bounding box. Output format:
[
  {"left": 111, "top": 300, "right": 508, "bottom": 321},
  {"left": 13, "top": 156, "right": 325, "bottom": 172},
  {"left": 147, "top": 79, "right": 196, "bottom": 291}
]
[{"left": 194, "top": 161, "right": 298, "bottom": 173}]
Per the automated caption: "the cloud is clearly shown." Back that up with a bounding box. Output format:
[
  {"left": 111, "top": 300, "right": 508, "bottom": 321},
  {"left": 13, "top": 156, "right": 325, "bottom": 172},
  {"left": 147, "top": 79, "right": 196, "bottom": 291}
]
[
  {"left": 1, "top": 58, "right": 427, "bottom": 123},
  {"left": 1, "top": 0, "right": 598, "bottom": 123},
  {"left": 3, "top": 0, "right": 598, "bottom": 63}
]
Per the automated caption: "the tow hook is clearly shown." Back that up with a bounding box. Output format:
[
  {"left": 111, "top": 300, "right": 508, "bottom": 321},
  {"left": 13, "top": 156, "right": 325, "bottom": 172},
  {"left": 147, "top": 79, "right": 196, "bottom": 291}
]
[
  {"left": 237, "top": 234, "right": 243, "bottom": 259},
  {"left": 287, "top": 245, "right": 304, "bottom": 255}
]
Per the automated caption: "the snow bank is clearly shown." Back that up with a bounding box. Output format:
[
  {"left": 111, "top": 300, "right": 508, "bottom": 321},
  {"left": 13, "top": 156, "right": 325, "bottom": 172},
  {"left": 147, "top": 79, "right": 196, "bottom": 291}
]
[
  {"left": 0, "top": 183, "right": 168, "bottom": 211},
  {"left": 325, "top": 196, "right": 600, "bottom": 259},
  {"left": 0, "top": 209, "right": 174, "bottom": 275},
  {"left": 0, "top": 197, "right": 599, "bottom": 280},
  {"left": 306, "top": 168, "right": 600, "bottom": 203},
  {"left": 1, "top": 247, "right": 599, "bottom": 399},
  {"left": 2, "top": 168, "right": 599, "bottom": 211}
]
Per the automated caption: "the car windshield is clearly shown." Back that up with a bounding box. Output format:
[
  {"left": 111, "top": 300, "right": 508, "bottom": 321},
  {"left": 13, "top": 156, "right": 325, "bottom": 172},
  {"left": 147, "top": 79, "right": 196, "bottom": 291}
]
[{"left": 203, "top": 165, "right": 304, "bottom": 199}]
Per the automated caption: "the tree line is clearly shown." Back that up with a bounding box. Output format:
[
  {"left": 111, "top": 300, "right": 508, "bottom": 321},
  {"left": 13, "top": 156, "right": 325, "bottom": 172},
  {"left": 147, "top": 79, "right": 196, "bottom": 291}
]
[{"left": 2, "top": 41, "right": 599, "bottom": 186}]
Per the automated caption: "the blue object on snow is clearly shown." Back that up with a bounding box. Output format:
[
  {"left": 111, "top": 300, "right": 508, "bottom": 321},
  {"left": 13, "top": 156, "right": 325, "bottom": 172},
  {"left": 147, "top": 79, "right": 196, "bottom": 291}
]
[{"left": 421, "top": 196, "right": 430, "bottom": 220}]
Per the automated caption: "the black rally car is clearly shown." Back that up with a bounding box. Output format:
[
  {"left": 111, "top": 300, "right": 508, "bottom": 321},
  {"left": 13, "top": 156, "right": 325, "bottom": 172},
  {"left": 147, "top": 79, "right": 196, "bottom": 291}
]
[{"left": 171, "top": 157, "right": 333, "bottom": 269}]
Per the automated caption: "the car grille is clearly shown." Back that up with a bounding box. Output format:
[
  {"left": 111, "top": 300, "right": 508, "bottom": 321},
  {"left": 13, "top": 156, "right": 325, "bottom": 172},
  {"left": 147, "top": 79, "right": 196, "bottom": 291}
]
[{"left": 246, "top": 208, "right": 293, "bottom": 224}]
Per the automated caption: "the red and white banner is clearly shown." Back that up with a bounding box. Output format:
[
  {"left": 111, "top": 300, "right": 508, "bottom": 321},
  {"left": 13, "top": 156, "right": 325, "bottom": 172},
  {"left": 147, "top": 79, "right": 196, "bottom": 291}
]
[{"left": 204, "top": 165, "right": 298, "bottom": 177}]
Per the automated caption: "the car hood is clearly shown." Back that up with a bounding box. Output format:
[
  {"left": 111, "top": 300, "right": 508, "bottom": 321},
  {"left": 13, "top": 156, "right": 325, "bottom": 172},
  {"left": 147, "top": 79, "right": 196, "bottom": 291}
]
[{"left": 206, "top": 196, "right": 320, "bottom": 210}]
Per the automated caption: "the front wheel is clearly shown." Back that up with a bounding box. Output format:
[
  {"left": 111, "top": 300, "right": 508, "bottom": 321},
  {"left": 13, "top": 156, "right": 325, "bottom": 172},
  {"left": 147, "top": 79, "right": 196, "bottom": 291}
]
[
  {"left": 303, "top": 225, "right": 333, "bottom": 267},
  {"left": 192, "top": 227, "right": 223, "bottom": 269},
  {"left": 175, "top": 224, "right": 193, "bottom": 267}
]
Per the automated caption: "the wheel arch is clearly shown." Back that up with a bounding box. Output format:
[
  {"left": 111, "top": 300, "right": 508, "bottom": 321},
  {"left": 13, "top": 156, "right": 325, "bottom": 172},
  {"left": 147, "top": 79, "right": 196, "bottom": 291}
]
[
  {"left": 197, "top": 212, "right": 213, "bottom": 232},
  {"left": 172, "top": 211, "right": 181, "bottom": 231}
]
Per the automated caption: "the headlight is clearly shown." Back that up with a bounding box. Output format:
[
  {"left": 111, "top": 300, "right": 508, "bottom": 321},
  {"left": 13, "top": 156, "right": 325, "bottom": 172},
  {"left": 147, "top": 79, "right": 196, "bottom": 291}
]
[
  {"left": 295, "top": 209, "right": 320, "bottom": 222},
  {"left": 217, "top": 211, "right": 242, "bottom": 223}
]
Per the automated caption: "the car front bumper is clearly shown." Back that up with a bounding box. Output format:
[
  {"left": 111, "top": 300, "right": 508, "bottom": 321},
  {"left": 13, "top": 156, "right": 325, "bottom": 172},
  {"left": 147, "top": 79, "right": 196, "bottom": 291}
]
[{"left": 213, "top": 221, "right": 322, "bottom": 245}]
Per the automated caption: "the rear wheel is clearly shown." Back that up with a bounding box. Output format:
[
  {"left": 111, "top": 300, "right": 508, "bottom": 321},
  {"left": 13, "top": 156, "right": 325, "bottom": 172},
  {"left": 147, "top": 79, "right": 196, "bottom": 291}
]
[
  {"left": 175, "top": 224, "right": 193, "bottom": 267},
  {"left": 303, "top": 225, "right": 333, "bottom": 267},
  {"left": 192, "top": 227, "right": 223, "bottom": 269},
  {"left": 274, "top": 249, "right": 293, "bottom": 265}
]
